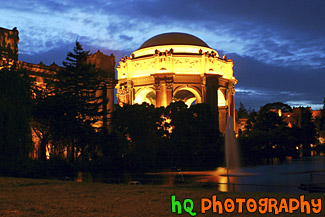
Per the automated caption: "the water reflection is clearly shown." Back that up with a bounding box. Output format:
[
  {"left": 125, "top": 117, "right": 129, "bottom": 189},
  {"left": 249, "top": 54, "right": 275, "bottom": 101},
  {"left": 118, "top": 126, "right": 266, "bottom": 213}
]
[
  {"left": 77, "top": 154, "right": 325, "bottom": 193},
  {"left": 150, "top": 167, "right": 256, "bottom": 192}
]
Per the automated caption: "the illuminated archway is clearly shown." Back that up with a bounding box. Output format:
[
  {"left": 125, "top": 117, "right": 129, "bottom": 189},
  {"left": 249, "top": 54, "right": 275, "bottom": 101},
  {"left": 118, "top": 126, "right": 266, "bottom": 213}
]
[
  {"left": 134, "top": 88, "right": 156, "bottom": 106},
  {"left": 173, "top": 87, "right": 202, "bottom": 107},
  {"left": 218, "top": 89, "right": 226, "bottom": 106}
]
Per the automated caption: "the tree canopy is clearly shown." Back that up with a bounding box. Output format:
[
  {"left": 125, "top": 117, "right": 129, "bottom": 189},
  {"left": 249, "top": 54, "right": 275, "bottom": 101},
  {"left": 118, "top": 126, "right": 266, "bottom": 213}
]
[
  {"left": 32, "top": 41, "right": 105, "bottom": 163},
  {"left": 0, "top": 66, "right": 33, "bottom": 171}
]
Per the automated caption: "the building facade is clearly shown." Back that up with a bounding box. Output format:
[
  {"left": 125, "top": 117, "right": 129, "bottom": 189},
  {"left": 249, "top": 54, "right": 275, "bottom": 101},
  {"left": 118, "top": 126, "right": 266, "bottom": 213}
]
[{"left": 0, "top": 27, "right": 19, "bottom": 67}]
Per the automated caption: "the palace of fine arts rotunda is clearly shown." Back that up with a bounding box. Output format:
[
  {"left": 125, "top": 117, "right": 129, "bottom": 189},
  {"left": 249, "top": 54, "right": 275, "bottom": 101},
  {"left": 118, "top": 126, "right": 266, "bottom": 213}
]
[{"left": 116, "top": 33, "right": 237, "bottom": 133}]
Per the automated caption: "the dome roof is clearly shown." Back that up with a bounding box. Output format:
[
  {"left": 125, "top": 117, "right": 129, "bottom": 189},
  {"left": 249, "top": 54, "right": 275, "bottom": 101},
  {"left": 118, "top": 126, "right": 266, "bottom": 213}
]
[{"left": 139, "top": 32, "right": 210, "bottom": 49}]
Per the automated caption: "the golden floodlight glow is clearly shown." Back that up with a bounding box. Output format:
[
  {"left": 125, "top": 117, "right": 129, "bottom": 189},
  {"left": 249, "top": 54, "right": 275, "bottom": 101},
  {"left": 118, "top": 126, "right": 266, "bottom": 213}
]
[
  {"left": 117, "top": 43, "right": 234, "bottom": 80},
  {"left": 132, "top": 45, "right": 217, "bottom": 58},
  {"left": 218, "top": 90, "right": 226, "bottom": 106},
  {"left": 116, "top": 32, "right": 237, "bottom": 134},
  {"left": 134, "top": 88, "right": 156, "bottom": 105}
]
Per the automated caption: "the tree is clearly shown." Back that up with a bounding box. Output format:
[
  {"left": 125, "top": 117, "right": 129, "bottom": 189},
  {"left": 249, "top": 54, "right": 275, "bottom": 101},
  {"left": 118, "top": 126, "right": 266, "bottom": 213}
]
[
  {"left": 261, "top": 102, "right": 293, "bottom": 113},
  {"left": 238, "top": 102, "right": 249, "bottom": 118},
  {"left": 239, "top": 103, "right": 298, "bottom": 162},
  {"left": 110, "top": 102, "right": 223, "bottom": 172},
  {"left": 316, "top": 98, "right": 325, "bottom": 143},
  {"left": 54, "top": 41, "right": 103, "bottom": 122},
  {"left": 162, "top": 102, "right": 222, "bottom": 170},
  {"left": 111, "top": 103, "right": 165, "bottom": 171},
  {"left": 299, "top": 107, "right": 317, "bottom": 150},
  {"left": 243, "top": 109, "right": 257, "bottom": 133},
  {"left": 47, "top": 41, "right": 105, "bottom": 162},
  {"left": 31, "top": 86, "right": 53, "bottom": 161},
  {"left": 0, "top": 66, "right": 33, "bottom": 172}
]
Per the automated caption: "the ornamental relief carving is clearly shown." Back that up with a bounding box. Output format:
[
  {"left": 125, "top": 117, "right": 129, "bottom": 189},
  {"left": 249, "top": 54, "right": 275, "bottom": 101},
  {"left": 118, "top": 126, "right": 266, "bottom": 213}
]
[
  {"left": 166, "top": 82, "right": 173, "bottom": 90},
  {"left": 174, "top": 58, "right": 200, "bottom": 72},
  {"left": 117, "top": 88, "right": 128, "bottom": 95},
  {"left": 117, "top": 62, "right": 126, "bottom": 77},
  {"left": 159, "top": 57, "right": 166, "bottom": 63},
  {"left": 119, "top": 61, "right": 126, "bottom": 70},
  {"left": 133, "top": 60, "right": 156, "bottom": 76},
  {"left": 155, "top": 57, "right": 167, "bottom": 71},
  {"left": 218, "top": 65, "right": 224, "bottom": 74},
  {"left": 207, "top": 58, "right": 215, "bottom": 71}
]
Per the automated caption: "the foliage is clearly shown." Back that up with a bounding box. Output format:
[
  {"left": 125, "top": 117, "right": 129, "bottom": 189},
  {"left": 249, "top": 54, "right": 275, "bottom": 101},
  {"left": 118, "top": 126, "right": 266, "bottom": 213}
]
[
  {"left": 244, "top": 109, "right": 257, "bottom": 133},
  {"left": 31, "top": 83, "right": 55, "bottom": 160},
  {"left": 41, "top": 41, "right": 105, "bottom": 162},
  {"left": 315, "top": 97, "right": 325, "bottom": 143},
  {"left": 238, "top": 102, "right": 249, "bottom": 118},
  {"left": 260, "top": 102, "right": 293, "bottom": 113},
  {"left": 239, "top": 102, "right": 320, "bottom": 164},
  {"left": 110, "top": 102, "right": 223, "bottom": 172},
  {"left": 298, "top": 107, "right": 317, "bottom": 149},
  {"left": 239, "top": 103, "right": 299, "bottom": 163},
  {"left": 111, "top": 103, "right": 165, "bottom": 171},
  {"left": 0, "top": 66, "right": 33, "bottom": 173},
  {"left": 163, "top": 102, "right": 222, "bottom": 170}
]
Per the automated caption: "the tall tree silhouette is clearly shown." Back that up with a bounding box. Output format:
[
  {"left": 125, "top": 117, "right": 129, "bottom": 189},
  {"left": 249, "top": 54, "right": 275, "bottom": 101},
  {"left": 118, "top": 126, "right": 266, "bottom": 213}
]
[
  {"left": 238, "top": 102, "right": 249, "bottom": 118},
  {"left": 49, "top": 41, "right": 104, "bottom": 162},
  {"left": 299, "top": 107, "right": 317, "bottom": 150},
  {"left": 0, "top": 66, "right": 33, "bottom": 171}
]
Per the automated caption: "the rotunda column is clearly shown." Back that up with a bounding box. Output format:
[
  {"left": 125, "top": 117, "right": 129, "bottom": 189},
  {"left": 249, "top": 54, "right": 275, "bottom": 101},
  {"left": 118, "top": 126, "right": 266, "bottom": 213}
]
[
  {"left": 203, "top": 73, "right": 222, "bottom": 132},
  {"left": 155, "top": 82, "right": 163, "bottom": 107},
  {"left": 166, "top": 82, "right": 173, "bottom": 105},
  {"left": 152, "top": 73, "right": 174, "bottom": 107}
]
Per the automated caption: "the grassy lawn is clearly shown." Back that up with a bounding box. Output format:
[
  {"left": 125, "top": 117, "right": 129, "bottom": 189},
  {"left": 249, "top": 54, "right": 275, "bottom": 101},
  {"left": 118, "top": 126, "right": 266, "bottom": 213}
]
[{"left": 0, "top": 177, "right": 323, "bottom": 216}]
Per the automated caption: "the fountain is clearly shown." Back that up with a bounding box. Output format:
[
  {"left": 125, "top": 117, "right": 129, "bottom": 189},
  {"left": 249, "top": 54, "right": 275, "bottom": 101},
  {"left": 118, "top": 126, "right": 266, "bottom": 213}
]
[{"left": 225, "top": 116, "right": 240, "bottom": 179}]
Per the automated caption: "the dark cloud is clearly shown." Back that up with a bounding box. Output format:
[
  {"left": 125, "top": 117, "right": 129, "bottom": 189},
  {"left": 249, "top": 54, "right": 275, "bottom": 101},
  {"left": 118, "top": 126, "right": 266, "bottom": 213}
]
[
  {"left": 106, "top": 0, "right": 325, "bottom": 38},
  {"left": 19, "top": 42, "right": 75, "bottom": 66},
  {"left": 119, "top": 34, "right": 133, "bottom": 41},
  {"left": 231, "top": 53, "right": 325, "bottom": 109}
]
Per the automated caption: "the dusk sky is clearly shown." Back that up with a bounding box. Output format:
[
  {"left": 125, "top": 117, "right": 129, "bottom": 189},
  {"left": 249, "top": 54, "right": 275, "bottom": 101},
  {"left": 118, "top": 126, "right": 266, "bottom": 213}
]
[{"left": 1, "top": 0, "right": 324, "bottom": 110}]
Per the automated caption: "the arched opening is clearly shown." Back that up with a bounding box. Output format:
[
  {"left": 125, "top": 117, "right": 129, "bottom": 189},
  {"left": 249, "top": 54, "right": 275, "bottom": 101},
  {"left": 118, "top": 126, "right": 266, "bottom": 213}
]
[
  {"left": 218, "top": 89, "right": 226, "bottom": 106},
  {"left": 134, "top": 88, "right": 156, "bottom": 106},
  {"left": 173, "top": 88, "right": 201, "bottom": 107}
]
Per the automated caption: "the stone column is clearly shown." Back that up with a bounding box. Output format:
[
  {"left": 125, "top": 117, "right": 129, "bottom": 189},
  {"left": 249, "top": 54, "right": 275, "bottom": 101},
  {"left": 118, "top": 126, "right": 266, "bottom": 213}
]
[
  {"left": 166, "top": 82, "right": 173, "bottom": 105},
  {"left": 106, "top": 82, "right": 115, "bottom": 132},
  {"left": 229, "top": 91, "right": 235, "bottom": 118},
  {"left": 123, "top": 90, "right": 129, "bottom": 104},
  {"left": 155, "top": 81, "right": 168, "bottom": 107},
  {"left": 204, "top": 73, "right": 222, "bottom": 132},
  {"left": 155, "top": 82, "right": 163, "bottom": 108},
  {"left": 117, "top": 89, "right": 127, "bottom": 105},
  {"left": 127, "top": 80, "right": 133, "bottom": 104},
  {"left": 160, "top": 82, "right": 167, "bottom": 107},
  {"left": 152, "top": 73, "right": 175, "bottom": 108}
]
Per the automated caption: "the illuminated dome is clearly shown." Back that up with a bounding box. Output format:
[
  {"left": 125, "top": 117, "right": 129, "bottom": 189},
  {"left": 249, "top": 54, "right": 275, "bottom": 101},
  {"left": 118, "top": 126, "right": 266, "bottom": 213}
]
[
  {"left": 117, "top": 32, "right": 237, "bottom": 134},
  {"left": 139, "top": 32, "right": 210, "bottom": 49}
]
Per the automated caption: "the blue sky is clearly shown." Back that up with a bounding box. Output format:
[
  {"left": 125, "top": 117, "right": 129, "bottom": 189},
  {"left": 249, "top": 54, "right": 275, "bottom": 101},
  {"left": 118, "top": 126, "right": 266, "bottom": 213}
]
[{"left": 1, "top": 0, "right": 324, "bottom": 109}]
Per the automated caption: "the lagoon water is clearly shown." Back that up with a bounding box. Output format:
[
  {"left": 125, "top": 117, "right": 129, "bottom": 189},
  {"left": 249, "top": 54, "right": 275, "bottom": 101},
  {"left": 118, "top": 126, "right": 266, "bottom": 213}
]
[
  {"left": 220, "top": 155, "right": 325, "bottom": 193},
  {"left": 148, "top": 155, "right": 325, "bottom": 193},
  {"left": 80, "top": 154, "right": 325, "bottom": 193}
]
